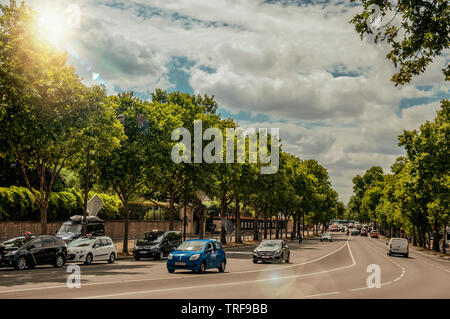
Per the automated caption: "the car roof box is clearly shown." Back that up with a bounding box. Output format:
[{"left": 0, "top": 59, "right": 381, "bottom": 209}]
[{"left": 69, "top": 215, "right": 103, "bottom": 223}]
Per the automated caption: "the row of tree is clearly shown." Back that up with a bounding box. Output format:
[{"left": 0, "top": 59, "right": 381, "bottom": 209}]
[
  {"left": 0, "top": 1, "right": 345, "bottom": 252},
  {"left": 348, "top": 100, "right": 449, "bottom": 252}
]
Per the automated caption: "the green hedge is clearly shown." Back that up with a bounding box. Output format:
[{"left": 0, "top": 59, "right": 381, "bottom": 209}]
[
  {"left": 0, "top": 187, "right": 123, "bottom": 221},
  {"left": 0, "top": 187, "right": 181, "bottom": 221}
]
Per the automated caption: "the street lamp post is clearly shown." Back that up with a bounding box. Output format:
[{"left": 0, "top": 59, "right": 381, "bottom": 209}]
[{"left": 183, "top": 186, "right": 187, "bottom": 241}]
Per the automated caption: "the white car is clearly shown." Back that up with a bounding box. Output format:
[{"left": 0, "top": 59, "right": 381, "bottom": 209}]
[
  {"left": 386, "top": 238, "right": 409, "bottom": 257},
  {"left": 67, "top": 236, "right": 117, "bottom": 264},
  {"left": 320, "top": 233, "right": 332, "bottom": 242}
]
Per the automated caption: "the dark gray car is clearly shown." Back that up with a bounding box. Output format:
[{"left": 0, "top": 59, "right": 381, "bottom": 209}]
[{"left": 253, "top": 239, "right": 290, "bottom": 264}]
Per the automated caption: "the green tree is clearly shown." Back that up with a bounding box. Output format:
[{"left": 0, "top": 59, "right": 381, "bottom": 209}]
[
  {"left": 350, "top": 0, "right": 449, "bottom": 85},
  {"left": 0, "top": 1, "right": 122, "bottom": 234}
]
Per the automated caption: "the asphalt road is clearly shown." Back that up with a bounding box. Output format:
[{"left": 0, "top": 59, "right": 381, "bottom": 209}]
[{"left": 0, "top": 234, "right": 449, "bottom": 299}]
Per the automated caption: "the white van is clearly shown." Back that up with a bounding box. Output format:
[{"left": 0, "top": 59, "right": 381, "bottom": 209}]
[{"left": 386, "top": 238, "right": 409, "bottom": 257}]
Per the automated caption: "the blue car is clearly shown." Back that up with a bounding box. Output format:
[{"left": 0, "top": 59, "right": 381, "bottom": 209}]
[{"left": 167, "top": 239, "right": 227, "bottom": 273}]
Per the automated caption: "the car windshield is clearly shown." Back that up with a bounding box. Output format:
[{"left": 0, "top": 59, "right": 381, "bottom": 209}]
[
  {"left": 68, "top": 238, "right": 95, "bottom": 247},
  {"left": 137, "top": 232, "right": 164, "bottom": 245},
  {"left": 258, "top": 241, "right": 281, "bottom": 249},
  {"left": 58, "top": 224, "right": 82, "bottom": 234},
  {"left": 1, "top": 237, "right": 28, "bottom": 248},
  {"left": 176, "top": 241, "right": 207, "bottom": 251}
]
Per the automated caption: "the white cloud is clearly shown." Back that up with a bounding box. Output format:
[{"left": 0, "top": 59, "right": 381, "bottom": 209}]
[{"left": 22, "top": 0, "right": 447, "bottom": 202}]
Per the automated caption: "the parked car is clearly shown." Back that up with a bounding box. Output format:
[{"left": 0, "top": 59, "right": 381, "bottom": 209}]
[
  {"left": 387, "top": 238, "right": 409, "bottom": 257},
  {"left": 360, "top": 229, "right": 368, "bottom": 236},
  {"left": 1, "top": 235, "right": 67, "bottom": 270},
  {"left": 167, "top": 239, "right": 226, "bottom": 273},
  {"left": 253, "top": 239, "right": 290, "bottom": 263},
  {"left": 351, "top": 228, "right": 360, "bottom": 236},
  {"left": 370, "top": 230, "right": 379, "bottom": 238},
  {"left": 67, "top": 236, "right": 116, "bottom": 264},
  {"left": 56, "top": 215, "right": 105, "bottom": 244},
  {"left": 329, "top": 225, "right": 339, "bottom": 232},
  {"left": 133, "top": 231, "right": 182, "bottom": 260},
  {"left": 0, "top": 235, "right": 36, "bottom": 266},
  {"left": 320, "top": 233, "right": 333, "bottom": 242}
]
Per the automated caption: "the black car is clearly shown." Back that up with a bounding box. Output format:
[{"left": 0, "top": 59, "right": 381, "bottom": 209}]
[
  {"left": 253, "top": 239, "right": 290, "bottom": 264},
  {"left": 0, "top": 236, "right": 36, "bottom": 266},
  {"left": 1, "top": 235, "right": 67, "bottom": 270},
  {"left": 133, "top": 231, "right": 182, "bottom": 260}
]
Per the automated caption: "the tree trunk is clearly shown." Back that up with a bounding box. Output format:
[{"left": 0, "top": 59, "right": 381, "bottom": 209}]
[
  {"left": 168, "top": 191, "right": 176, "bottom": 230},
  {"left": 39, "top": 203, "right": 48, "bottom": 235},
  {"left": 123, "top": 200, "right": 130, "bottom": 253},
  {"left": 220, "top": 197, "right": 227, "bottom": 244},
  {"left": 433, "top": 218, "right": 440, "bottom": 252},
  {"left": 199, "top": 204, "right": 205, "bottom": 239},
  {"left": 275, "top": 214, "right": 279, "bottom": 239},
  {"left": 293, "top": 214, "right": 297, "bottom": 238},
  {"left": 235, "top": 197, "right": 241, "bottom": 243},
  {"left": 253, "top": 210, "right": 259, "bottom": 241},
  {"left": 443, "top": 223, "right": 446, "bottom": 254},
  {"left": 302, "top": 214, "right": 305, "bottom": 237},
  {"left": 263, "top": 206, "right": 268, "bottom": 240},
  {"left": 413, "top": 227, "right": 417, "bottom": 246}
]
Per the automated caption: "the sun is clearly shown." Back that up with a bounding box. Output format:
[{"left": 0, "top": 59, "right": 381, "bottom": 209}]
[{"left": 37, "top": 8, "right": 68, "bottom": 46}]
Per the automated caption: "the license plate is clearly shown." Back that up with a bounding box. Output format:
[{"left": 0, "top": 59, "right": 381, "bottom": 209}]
[
  {"left": 262, "top": 256, "right": 271, "bottom": 259},
  {"left": 140, "top": 250, "right": 148, "bottom": 254},
  {"left": 175, "top": 262, "right": 185, "bottom": 266}
]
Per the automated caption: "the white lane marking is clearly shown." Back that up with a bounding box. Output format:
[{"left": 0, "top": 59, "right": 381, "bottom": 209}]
[
  {"left": 0, "top": 239, "right": 351, "bottom": 295},
  {"left": 347, "top": 238, "right": 406, "bottom": 292},
  {"left": 77, "top": 241, "right": 357, "bottom": 299},
  {"left": 304, "top": 291, "right": 340, "bottom": 298}
]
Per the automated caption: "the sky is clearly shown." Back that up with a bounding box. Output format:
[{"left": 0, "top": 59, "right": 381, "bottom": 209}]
[{"left": 11, "top": 0, "right": 449, "bottom": 203}]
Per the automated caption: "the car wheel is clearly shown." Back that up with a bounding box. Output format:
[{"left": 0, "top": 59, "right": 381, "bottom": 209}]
[
  {"left": 198, "top": 261, "right": 207, "bottom": 274},
  {"left": 286, "top": 253, "right": 290, "bottom": 263},
  {"left": 54, "top": 254, "right": 65, "bottom": 268},
  {"left": 108, "top": 253, "right": 116, "bottom": 264},
  {"left": 15, "top": 257, "right": 27, "bottom": 270},
  {"left": 320, "top": 239, "right": 323, "bottom": 242},
  {"left": 387, "top": 251, "right": 391, "bottom": 256},
  {"left": 404, "top": 253, "right": 409, "bottom": 258},
  {"left": 253, "top": 259, "right": 258, "bottom": 264},
  {"left": 85, "top": 253, "right": 93, "bottom": 265},
  {"left": 159, "top": 251, "right": 164, "bottom": 260},
  {"left": 218, "top": 260, "right": 226, "bottom": 272},
  {"left": 168, "top": 268, "right": 175, "bottom": 273},
  {"left": 134, "top": 256, "right": 140, "bottom": 261}
]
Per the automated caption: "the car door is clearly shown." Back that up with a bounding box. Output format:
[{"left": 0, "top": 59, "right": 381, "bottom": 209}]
[
  {"left": 28, "top": 238, "right": 44, "bottom": 265},
  {"left": 41, "top": 236, "right": 57, "bottom": 265},
  {"left": 205, "top": 242, "right": 216, "bottom": 268},
  {"left": 91, "top": 239, "right": 102, "bottom": 260},
  {"left": 98, "top": 239, "right": 110, "bottom": 260},
  {"left": 213, "top": 242, "right": 224, "bottom": 267}
]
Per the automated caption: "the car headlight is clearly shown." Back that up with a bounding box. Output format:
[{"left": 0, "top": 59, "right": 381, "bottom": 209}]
[
  {"left": 168, "top": 253, "right": 173, "bottom": 260},
  {"left": 189, "top": 254, "right": 200, "bottom": 260},
  {"left": 253, "top": 250, "right": 258, "bottom": 255},
  {"left": 275, "top": 249, "right": 282, "bottom": 255}
]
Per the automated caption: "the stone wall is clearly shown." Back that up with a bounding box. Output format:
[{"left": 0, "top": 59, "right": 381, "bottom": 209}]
[{"left": 0, "top": 220, "right": 184, "bottom": 241}]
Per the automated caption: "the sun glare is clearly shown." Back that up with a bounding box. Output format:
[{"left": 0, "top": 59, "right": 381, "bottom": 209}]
[{"left": 37, "top": 9, "right": 68, "bottom": 46}]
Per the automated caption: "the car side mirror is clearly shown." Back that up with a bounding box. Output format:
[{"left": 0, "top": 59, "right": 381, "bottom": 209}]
[
  {"left": 28, "top": 245, "right": 34, "bottom": 250},
  {"left": 385, "top": 242, "right": 388, "bottom": 245}
]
